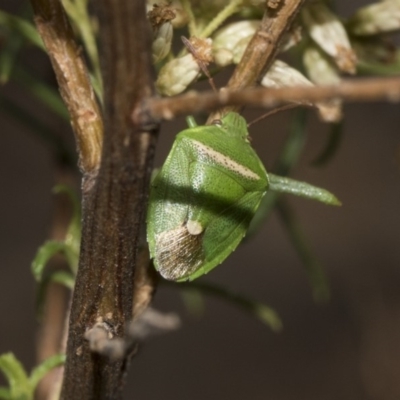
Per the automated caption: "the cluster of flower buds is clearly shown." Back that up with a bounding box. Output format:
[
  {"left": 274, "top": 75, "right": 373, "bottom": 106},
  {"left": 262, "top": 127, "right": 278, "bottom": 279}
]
[{"left": 149, "top": 0, "right": 400, "bottom": 122}]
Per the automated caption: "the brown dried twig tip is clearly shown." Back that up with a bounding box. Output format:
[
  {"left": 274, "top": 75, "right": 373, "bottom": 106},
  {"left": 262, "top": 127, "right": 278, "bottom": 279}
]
[
  {"left": 181, "top": 36, "right": 216, "bottom": 92},
  {"left": 148, "top": 3, "right": 176, "bottom": 29},
  {"left": 30, "top": 0, "right": 103, "bottom": 174}
]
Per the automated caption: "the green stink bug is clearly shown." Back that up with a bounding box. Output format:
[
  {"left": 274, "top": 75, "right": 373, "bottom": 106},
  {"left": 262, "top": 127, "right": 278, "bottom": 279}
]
[{"left": 146, "top": 112, "right": 269, "bottom": 281}]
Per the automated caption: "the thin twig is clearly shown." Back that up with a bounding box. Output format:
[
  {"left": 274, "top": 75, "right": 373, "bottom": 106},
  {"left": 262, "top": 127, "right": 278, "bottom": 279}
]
[
  {"left": 30, "top": 0, "right": 103, "bottom": 174},
  {"left": 147, "top": 77, "right": 400, "bottom": 120},
  {"left": 207, "top": 0, "right": 305, "bottom": 121},
  {"left": 228, "top": 0, "right": 305, "bottom": 92}
]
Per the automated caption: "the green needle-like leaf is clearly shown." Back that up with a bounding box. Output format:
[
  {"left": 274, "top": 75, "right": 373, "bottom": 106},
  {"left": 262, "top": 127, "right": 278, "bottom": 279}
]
[
  {"left": 0, "top": 11, "right": 44, "bottom": 50},
  {"left": 277, "top": 199, "right": 330, "bottom": 302},
  {"left": 0, "top": 32, "right": 24, "bottom": 84},
  {"left": 173, "top": 281, "right": 283, "bottom": 332},
  {"left": 36, "top": 270, "right": 75, "bottom": 318},
  {"left": 0, "top": 353, "right": 30, "bottom": 399},
  {"left": 268, "top": 173, "right": 341, "bottom": 206},
  {"left": 31, "top": 241, "right": 71, "bottom": 282},
  {"left": 247, "top": 109, "right": 308, "bottom": 238},
  {"left": 312, "top": 121, "right": 344, "bottom": 167},
  {"left": 0, "top": 97, "right": 75, "bottom": 167},
  {"left": 0, "top": 387, "right": 12, "bottom": 400},
  {"left": 29, "top": 354, "right": 65, "bottom": 390},
  {"left": 13, "top": 66, "right": 69, "bottom": 120},
  {"left": 53, "top": 185, "right": 81, "bottom": 273},
  {"left": 50, "top": 270, "right": 75, "bottom": 289}
]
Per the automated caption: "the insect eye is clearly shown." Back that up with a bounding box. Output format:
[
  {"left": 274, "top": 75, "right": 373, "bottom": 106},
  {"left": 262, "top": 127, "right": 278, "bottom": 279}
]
[{"left": 212, "top": 119, "right": 223, "bottom": 127}]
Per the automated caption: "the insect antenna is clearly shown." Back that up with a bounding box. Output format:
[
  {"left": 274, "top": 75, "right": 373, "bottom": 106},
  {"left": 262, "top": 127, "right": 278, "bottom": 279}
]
[
  {"left": 247, "top": 104, "right": 306, "bottom": 127},
  {"left": 181, "top": 36, "right": 217, "bottom": 93}
]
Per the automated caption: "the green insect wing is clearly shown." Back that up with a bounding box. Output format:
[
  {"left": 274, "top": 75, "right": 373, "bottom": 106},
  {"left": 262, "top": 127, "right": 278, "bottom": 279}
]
[{"left": 146, "top": 112, "right": 269, "bottom": 281}]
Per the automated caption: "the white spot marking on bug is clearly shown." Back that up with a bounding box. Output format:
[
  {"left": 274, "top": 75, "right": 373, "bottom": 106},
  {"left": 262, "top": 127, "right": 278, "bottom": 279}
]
[
  {"left": 192, "top": 140, "right": 260, "bottom": 180},
  {"left": 186, "top": 220, "right": 203, "bottom": 235}
]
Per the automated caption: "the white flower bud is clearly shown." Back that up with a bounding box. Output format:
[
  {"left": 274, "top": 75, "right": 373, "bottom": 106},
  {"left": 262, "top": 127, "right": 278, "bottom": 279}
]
[
  {"left": 262, "top": 60, "right": 341, "bottom": 122},
  {"left": 261, "top": 60, "right": 313, "bottom": 89},
  {"left": 303, "top": 46, "right": 341, "bottom": 86},
  {"left": 156, "top": 54, "right": 200, "bottom": 96},
  {"left": 302, "top": 2, "right": 357, "bottom": 74},
  {"left": 152, "top": 22, "right": 173, "bottom": 63},
  {"left": 212, "top": 20, "right": 260, "bottom": 66},
  {"left": 303, "top": 46, "right": 342, "bottom": 122},
  {"left": 169, "top": 1, "right": 189, "bottom": 28},
  {"left": 213, "top": 48, "right": 233, "bottom": 67},
  {"left": 348, "top": 0, "right": 400, "bottom": 35},
  {"left": 148, "top": 3, "right": 176, "bottom": 63},
  {"left": 232, "top": 35, "right": 254, "bottom": 64}
]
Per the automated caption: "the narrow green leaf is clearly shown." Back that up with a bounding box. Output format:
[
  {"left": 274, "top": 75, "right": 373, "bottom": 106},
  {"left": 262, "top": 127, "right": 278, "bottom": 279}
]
[
  {"left": 31, "top": 241, "right": 70, "bottom": 282},
  {"left": 268, "top": 173, "right": 341, "bottom": 206},
  {"left": 35, "top": 270, "right": 74, "bottom": 318},
  {"left": 0, "top": 11, "right": 44, "bottom": 50},
  {"left": 53, "top": 185, "right": 81, "bottom": 273},
  {"left": 50, "top": 270, "right": 75, "bottom": 290},
  {"left": 312, "top": 121, "right": 344, "bottom": 166},
  {"left": 12, "top": 66, "right": 69, "bottom": 120},
  {"left": 29, "top": 354, "right": 65, "bottom": 389},
  {"left": 180, "top": 287, "right": 205, "bottom": 317},
  {"left": 356, "top": 52, "right": 400, "bottom": 77},
  {"left": 247, "top": 109, "right": 308, "bottom": 239},
  {"left": 275, "top": 108, "right": 308, "bottom": 176},
  {"left": 0, "top": 33, "right": 24, "bottom": 84},
  {"left": 0, "top": 97, "right": 75, "bottom": 167},
  {"left": 276, "top": 199, "right": 330, "bottom": 302},
  {"left": 0, "top": 353, "right": 30, "bottom": 399},
  {"left": 171, "top": 281, "right": 282, "bottom": 332},
  {"left": 0, "top": 387, "right": 11, "bottom": 400}
]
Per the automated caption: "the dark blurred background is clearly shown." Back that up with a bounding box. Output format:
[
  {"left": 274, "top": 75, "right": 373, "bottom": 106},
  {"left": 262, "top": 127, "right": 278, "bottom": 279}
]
[{"left": 1, "top": 1, "right": 400, "bottom": 399}]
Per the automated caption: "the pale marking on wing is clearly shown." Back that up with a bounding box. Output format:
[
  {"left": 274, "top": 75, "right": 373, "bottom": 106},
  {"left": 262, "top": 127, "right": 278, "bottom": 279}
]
[
  {"left": 191, "top": 140, "right": 260, "bottom": 181},
  {"left": 187, "top": 220, "right": 203, "bottom": 235}
]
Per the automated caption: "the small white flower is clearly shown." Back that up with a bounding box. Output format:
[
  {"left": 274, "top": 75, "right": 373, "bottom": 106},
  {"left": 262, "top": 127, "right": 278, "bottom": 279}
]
[
  {"left": 262, "top": 60, "right": 341, "bottom": 122},
  {"left": 212, "top": 20, "right": 260, "bottom": 66},
  {"left": 152, "top": 22, "right": 173, "bottom": 63},
  {"left": 261, "top": 60, "right": 313, "bottom": 89},
  {"left": 303, "top": 46, "right": 342, "bottom": 122},
  {"left": 303, "top": 46, "right": 341, "bottom": 86},
  {"left": 156, "top": 54, "right": 200, "bottom": 96},
  {"left": 302, "top": 2, "right": 357, "bottom": 74}
]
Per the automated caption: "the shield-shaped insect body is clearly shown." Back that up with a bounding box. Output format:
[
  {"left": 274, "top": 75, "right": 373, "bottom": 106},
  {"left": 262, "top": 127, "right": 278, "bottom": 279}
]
[{"left": 146, "top": 112, "right": 269, "bottom": 281}]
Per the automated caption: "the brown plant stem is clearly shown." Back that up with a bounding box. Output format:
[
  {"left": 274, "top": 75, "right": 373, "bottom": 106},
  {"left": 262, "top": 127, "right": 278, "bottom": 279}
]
[
  {"left": 30, "top": 0, "right": 103, "bottom": 174},
  {"left": 60, "top": 0, "right": 158, "bottom": 396},
  {"left": 147, "top": 77, "right": 400, "bottom": 120}
]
